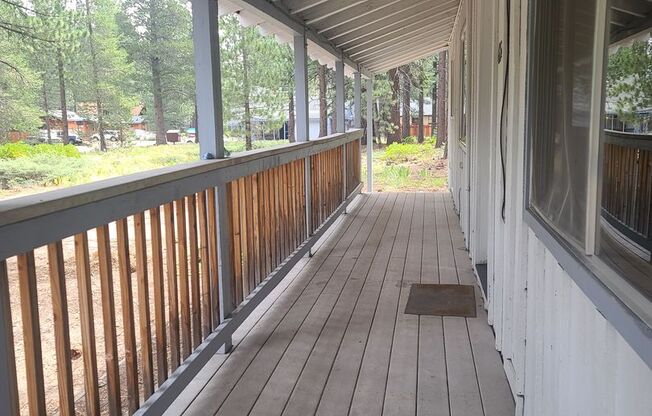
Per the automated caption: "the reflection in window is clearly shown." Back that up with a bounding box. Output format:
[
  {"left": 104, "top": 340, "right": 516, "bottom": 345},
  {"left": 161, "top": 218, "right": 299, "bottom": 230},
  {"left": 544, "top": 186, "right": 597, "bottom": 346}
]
[{"left": 598, "top": 4, "right": 652, "bottom": 300}]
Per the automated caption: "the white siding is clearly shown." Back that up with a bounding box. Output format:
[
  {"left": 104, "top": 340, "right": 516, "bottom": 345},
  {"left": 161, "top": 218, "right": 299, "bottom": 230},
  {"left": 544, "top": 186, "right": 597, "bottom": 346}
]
[{"left": 448, "top": 0, "right": 652, "bottom": 415}]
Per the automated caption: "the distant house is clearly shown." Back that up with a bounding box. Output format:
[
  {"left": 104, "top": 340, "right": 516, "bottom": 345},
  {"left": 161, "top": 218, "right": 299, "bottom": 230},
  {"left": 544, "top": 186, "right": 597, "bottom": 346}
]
[
  {"left": 131, "top": 104, "right": 147, "bottom": 130},
  {"left": 43, "top": 110, "right": 95, "bottom": 136}
]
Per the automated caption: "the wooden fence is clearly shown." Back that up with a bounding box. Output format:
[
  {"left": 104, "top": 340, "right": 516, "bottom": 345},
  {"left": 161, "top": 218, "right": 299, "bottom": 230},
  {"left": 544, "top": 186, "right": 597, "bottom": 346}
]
[
  {"left": 601, "top": 131, "right": 652, "bottom": 250},
  {"left": 0, "top": 130, "right": 363, "bottom": 415}
]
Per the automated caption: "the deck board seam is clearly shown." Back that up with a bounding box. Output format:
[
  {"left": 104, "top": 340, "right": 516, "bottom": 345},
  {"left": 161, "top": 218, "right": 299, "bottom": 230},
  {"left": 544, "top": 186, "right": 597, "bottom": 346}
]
[
  {"left": 303, "top": 192, "right": 400, "bottom": 414},
  {"left": 380, "top": 193, "right": 417, "bottom": 415},
  {"left": 249, "top": 193, "right": 388, "bottom": 415},
  {"left": 276, "top": 193, "right": 394, "bottom": 415},
  {"left": 345, "top": 193, "right": 409, "bottom": 416},
  {"left": 212, "top": 195, "right": 380, "bottom": 415},
  {"left": 182, "top": 195, "right": 373, "bottom": 414}
]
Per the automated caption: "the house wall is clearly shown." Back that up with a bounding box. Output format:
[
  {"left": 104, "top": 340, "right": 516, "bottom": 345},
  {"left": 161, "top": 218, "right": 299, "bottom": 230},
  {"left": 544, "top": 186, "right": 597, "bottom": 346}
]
[{"left": 448, "top": 1, "right": 652, "bottom": 415}]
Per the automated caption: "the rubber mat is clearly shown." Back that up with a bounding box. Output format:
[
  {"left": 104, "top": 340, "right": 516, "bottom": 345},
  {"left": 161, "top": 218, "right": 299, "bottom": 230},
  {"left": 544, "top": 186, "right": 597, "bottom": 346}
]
[{"left": 404, "top": 283, "right": 476, "bottom": 318}]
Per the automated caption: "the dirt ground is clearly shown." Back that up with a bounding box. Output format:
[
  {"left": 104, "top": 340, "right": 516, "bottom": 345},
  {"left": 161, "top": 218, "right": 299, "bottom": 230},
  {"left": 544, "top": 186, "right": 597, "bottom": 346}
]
[{"left": 6, "top": 215, "right": 176, "bottom": 414}]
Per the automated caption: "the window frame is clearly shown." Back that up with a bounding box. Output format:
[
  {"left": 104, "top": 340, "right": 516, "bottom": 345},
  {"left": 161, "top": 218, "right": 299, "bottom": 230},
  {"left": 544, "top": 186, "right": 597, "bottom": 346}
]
[{"left": 523, "top": 0, "right": 652, "bottom": 366}]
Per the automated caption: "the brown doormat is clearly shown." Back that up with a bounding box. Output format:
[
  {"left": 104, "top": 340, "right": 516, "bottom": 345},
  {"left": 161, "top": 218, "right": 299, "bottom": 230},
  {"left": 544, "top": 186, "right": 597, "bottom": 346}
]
[{"left": 405, "top": 284, "right": 476, "bottom": 317}]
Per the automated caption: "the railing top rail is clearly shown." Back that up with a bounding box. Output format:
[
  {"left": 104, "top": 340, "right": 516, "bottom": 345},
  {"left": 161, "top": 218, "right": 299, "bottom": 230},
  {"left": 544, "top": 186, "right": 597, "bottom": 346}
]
[
  {"left": 0, "top": 130, "right": 362, "bottom": 228},
  {"left": 604, "top": 130, "right": 652, "bottom": 150}
]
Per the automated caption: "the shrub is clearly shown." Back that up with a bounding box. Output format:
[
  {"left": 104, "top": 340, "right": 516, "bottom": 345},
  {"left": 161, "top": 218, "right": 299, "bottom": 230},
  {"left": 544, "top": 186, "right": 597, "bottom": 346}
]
[
  {"left": 0, "top": 154, "right": 85, "bottom": 189},
  {"left": 384, "top": 165, "right": 410, "bottom": 180},
  {"left": 401, "top": 136, "right": 417, "bottom": 144},
  {"left": 0, "top": 142, "right": 80, "bottom": 160},
  {"left": 0, "top": 142, "right": 32, "bottom": 159}
]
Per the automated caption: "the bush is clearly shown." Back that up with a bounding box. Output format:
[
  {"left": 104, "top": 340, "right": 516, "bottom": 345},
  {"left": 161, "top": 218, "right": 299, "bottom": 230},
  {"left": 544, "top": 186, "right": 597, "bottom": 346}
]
[
  {"left": 0, "top": 154, "right": 85, "bottom": 189},
  {"left": 0, "top": 142, "right": 80, "bottom": 160},
  {"left": 401, "top": 136, "right": 417, "bottom": 144}
]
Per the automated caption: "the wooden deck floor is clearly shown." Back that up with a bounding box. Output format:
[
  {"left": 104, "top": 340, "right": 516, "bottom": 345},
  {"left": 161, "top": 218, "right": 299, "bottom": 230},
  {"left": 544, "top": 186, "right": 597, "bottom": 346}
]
[{"left": 166, "top": 192, "right": 515, "bottom": 416}]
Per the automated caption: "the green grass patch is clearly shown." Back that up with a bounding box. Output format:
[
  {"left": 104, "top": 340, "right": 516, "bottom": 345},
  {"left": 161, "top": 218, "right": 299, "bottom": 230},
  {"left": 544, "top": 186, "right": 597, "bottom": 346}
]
[{"left": 362, "top": 140, "right": 448, "bottom": 193}]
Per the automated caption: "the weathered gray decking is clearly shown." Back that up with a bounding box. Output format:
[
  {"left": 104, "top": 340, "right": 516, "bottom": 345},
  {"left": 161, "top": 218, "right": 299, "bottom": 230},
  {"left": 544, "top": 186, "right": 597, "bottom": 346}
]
[{"left": 165, "top": 192, "right": 515, "bottom": 416}]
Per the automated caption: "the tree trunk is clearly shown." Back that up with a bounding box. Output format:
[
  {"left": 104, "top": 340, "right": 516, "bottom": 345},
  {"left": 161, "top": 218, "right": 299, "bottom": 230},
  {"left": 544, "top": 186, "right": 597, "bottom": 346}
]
[
  {"left": 319, "top": 64, "right": 327, "bottom": 137},
  {"left": 42, "top": 75, "right": 52, "bottom": 144},
  {"left": 85, "top": 0, "right": 107, "bottom": 151},
  {"left": 151, "top": 56, "right": 167, "bottom": 145},
  {"left": 437, "top": 50, "right": 448, "bottom": 154},
  {"left": 418, "top": 78, "right": 424, "bottom": 143},
  {"left": 388, "top": 68, "right": 400, "bottom": 144},
  {"left": 241, "top": 26, "right": 252, "bottom": 150},
  {"left": 431, "top": 59, "right": 437, "bottom": 138},
  {"left": 288, "top": 92, "right": 295, "bottom": 143},
  {"left": 57, "top": 50, "right": 69, "bottom": 145},
  {"left": 401, "top": 65, "right": 411, "bottom": 139},
  {"left": 194, "top": 102, "right": 199, "bottom": 143}
]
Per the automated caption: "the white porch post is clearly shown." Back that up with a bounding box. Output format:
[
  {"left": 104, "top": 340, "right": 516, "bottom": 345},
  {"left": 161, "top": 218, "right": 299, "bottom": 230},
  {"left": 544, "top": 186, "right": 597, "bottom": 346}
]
[
  {"left": 335, "top": 60, "right": 346, "bottom": 133},
  {"left": 336, "top": 60, "right": 347, "bottom": 207},
  {"left": 294, "top": 32, "right": 313, "bottom": 237},
  {"left": 192, "top": 0, "right": 233, "bottom": 352},
  {"left": 354, "top": 72, "right": 362, "bottom": 128},
  {"left": 366, "top": 77, "right": 373, "bottom": 192}
]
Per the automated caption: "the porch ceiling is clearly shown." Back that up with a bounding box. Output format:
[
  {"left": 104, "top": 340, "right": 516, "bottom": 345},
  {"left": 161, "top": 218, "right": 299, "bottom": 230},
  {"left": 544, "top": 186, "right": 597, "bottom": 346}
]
[{"left": 219, "top": 0, "right": 459, "bottom": 74}]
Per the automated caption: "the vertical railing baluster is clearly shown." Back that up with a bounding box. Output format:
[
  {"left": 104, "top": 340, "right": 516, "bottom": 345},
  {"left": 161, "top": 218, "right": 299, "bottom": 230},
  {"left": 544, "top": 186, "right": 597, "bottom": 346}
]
[
  {"left": 216, "top": 183, "right": 234, "bottom": 353},
  {"left": 47, "top": 242, "right": 75, "bottom": 416}
]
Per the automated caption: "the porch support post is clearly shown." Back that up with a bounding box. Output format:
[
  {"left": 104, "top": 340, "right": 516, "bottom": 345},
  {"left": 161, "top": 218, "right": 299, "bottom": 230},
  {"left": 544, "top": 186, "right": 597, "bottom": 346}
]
[
  {"left": 354, "top": 72, "right": 362, "bottom": 128},
  {"left": 366, "top": 77, "right": 373, "bottom": 192},
  {"left": 294, "top": 32, "right": 313, "bottom": 237},
  {"left": 192, "top": 0, "right": 233, "bottom": 353},
  {"left": 335, "top": 60, "right": 346, "bottom": 133},
  {"left": 336, "top": 60, "right": 347, "bottom": 207}
]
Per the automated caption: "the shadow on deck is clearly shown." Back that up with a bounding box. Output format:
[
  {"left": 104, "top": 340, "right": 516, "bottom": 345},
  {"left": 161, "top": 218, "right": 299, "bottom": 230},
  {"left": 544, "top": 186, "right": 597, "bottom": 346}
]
[{"left": 165, "top": 192, "right": 515, "bottom": 416}]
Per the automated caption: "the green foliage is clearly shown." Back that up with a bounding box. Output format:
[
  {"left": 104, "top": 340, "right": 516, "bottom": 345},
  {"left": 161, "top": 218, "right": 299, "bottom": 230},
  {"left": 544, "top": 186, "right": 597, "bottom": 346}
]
[
  {"left": 607, "top": 40, "right": 652, "bottom": 122},
  {"left": 0, "top": 142, "right": 80, "bottom": 159},
  {"left": 401, "top": 135, "right": 417, "bottom": 144},
  {"left": 382, "top": 141, "right": 437, "bottom": 163},
  {"left": 0, "top": 154, "right": 85, "bottom": 189}
]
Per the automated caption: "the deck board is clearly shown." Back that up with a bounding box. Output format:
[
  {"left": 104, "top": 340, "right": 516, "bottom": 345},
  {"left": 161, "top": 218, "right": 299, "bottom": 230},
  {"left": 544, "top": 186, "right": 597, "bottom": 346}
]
[{"left": 177, "top": 192, "right": 514, "bottom": 416}]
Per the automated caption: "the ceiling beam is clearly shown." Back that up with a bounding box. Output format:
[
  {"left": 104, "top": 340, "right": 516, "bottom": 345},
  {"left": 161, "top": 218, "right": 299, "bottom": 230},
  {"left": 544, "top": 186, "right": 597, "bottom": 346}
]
[
  {"left": 360, "top": 37, "right": 449, "bottom": 66},
  {"left": 330, "top": 0, "right": 458, "bottom": 47},
  {"left": 339, "top": 8, "right": 457, "bottom": 51},
  {"left": 228, "top": 0, "right": 370, "bottom": 76},
  {"left": 319, "top": 0, "right": 428, "bottom": 37},
  {"left": 307, "top": 0, "right": 410, "bottom": 31},
  {"left": 348, "top": 23, "right": 453, "bottom": 58},
  {"left": 366, "top": 43, "right": 448, "bottom": 72}
]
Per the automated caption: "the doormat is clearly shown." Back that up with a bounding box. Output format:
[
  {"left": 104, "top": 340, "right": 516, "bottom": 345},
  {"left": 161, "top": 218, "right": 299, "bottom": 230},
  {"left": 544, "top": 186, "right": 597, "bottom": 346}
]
[{"left": 405, "top": 283, "right": 476, "bottom": 317}]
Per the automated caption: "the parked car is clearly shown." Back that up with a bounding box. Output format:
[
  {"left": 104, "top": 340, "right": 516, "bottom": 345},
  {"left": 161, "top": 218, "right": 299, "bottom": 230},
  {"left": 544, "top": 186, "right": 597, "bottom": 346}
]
[
  {"left": 56, "top": 131, "right": 83, "bottom": 145},
  {"left": 90, "top": 130, "right": 119, "bottom": 142}
]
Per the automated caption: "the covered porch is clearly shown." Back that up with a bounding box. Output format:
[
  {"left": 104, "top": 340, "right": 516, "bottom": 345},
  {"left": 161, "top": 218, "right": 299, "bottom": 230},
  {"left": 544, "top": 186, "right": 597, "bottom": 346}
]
[{"left": 167, "top": 192, "right": 513, "bottom": 416}]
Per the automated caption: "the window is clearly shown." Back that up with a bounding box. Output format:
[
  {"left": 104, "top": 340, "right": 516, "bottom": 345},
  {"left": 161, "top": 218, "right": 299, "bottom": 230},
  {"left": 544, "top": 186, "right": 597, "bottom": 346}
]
[
  {"left": 527, "top": 0, "right": 652, "bottom": 314},
  {"left": 528, "top": 0, "right": 596, "bottom": 247}
]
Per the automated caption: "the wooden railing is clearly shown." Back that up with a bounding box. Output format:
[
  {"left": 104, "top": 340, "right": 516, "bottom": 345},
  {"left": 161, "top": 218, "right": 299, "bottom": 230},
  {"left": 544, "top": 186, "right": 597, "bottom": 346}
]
[
  {"left": 601, "top": 131, "right": 652, "bottom": 250},
  {"left": 0, "top": 130, "right": 363, "bottom": 415}
]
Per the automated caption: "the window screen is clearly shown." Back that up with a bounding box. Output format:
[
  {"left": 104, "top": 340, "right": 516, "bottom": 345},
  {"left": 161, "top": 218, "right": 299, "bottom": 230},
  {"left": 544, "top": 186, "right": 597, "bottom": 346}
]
[{"left": 528, "top": 0, "right": 597, "bottom": 247}]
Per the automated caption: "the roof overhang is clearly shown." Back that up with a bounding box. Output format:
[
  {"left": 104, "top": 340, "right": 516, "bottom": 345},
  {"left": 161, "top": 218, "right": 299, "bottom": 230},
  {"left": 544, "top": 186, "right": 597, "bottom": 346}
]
[{"left": 218, "top": 0, "right": 460, "bottom": 76}]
